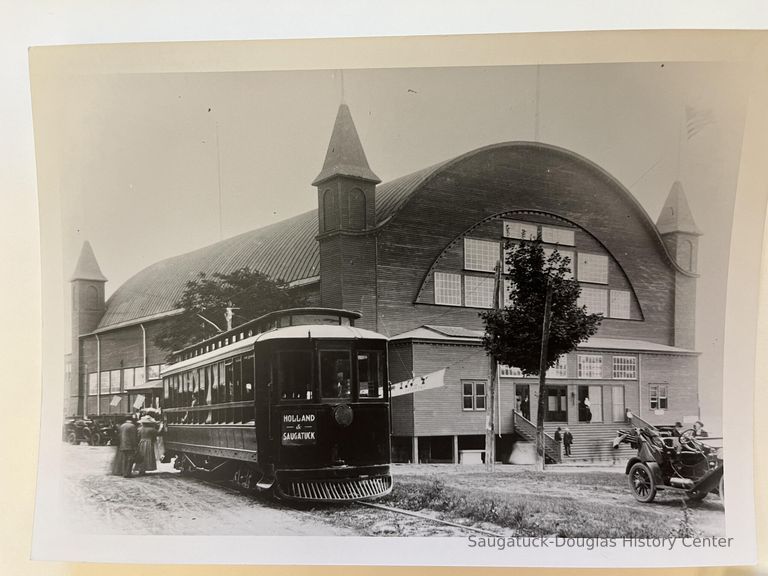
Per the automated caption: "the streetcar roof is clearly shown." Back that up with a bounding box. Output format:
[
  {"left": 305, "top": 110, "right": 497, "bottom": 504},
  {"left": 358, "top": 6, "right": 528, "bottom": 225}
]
[{"left": 161, "top": 324, "right": 387, "bottom": 377}]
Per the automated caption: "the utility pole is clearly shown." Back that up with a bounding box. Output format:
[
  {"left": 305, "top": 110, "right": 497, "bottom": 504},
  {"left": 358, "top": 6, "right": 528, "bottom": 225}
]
[
  {"left": 485, "top": 264, "right": 502, "bottom": 472},
  {"left": 535, "top": 276, "right": 554, "bottom": 472}
]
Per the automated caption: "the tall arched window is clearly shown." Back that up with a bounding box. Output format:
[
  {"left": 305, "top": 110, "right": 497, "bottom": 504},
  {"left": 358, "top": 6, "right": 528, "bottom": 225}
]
[
  {"left": 341, "top": 188, "right": 366, "bottom": 230},
  {"left": 323, "top": 189, "right": 339, "bottom": 232},
  {"left": 679, "top": 239, "right": 693, "bottom": 271},
  {"left": 86, "top": 285, "right": 99, "bottom": 309}
]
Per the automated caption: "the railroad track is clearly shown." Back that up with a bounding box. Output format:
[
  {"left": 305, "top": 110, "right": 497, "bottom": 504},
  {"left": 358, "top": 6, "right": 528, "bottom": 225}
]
[{"left": 190, "top": 471, "right": 504, "bottom": 537}]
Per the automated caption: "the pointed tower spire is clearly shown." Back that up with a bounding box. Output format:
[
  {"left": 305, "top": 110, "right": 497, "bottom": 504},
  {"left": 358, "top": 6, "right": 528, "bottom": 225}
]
[
  {"left": 312, "top": 104, "right": 380, "bottom": 186},
  {"left": 71, "top": 240, "right": 107, "bottom": 282},
  {"left": 656, "top": 181, "right": 702, "bottom": 236}
]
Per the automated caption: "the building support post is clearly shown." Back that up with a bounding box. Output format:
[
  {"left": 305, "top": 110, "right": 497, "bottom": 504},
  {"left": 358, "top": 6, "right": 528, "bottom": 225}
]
[
  {"left": 412, "top": 436, "right": 419, "bottom": 464},
  {"left": 453, "top": 435, "right": 459, "bottom": 464},
  {"left": 95, "top": 334, "right": 101, "bottom": 416}
]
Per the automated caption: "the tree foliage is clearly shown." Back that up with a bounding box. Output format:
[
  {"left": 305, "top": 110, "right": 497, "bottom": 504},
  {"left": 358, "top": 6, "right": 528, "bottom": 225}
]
[
  {"left": 480, "top": 239, "right": 602, "bottom": 374},
  {"left": 153, "top": 267, "right": 306, "bottom": 354}
]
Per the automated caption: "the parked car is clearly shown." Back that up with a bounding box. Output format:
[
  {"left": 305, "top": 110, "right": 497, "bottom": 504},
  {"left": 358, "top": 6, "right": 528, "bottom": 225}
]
[
  {"left": 614, "top": 424, "right": 723, "bottom": 504},
  {"left": 62, "top": 417, "right": 97, "bottom": 445}
]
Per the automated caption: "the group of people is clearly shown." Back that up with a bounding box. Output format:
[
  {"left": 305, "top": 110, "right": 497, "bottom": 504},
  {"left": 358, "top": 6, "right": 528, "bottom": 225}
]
[{"left": 111, "top": 412, "right": 164, "bottom": 478}]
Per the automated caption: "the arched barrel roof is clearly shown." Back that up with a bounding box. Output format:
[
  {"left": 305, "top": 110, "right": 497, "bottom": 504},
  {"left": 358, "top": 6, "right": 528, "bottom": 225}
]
[{"left": 98, "top": 141, "right": 682, "bottom": 329}]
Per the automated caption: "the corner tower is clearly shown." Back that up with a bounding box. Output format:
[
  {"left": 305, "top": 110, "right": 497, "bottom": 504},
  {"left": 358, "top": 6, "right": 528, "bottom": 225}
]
[
  {"left": 70, "top": 241, "right": 107, "bottom": 415},
  {"left": 656, "top": 181, "right": 701, "bottom": 349},
  {"left": 313, "top": 104, "right": 381, "bottom": 329}
]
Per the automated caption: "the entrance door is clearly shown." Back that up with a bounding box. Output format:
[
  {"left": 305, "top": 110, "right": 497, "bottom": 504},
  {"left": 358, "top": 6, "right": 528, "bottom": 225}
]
[
  {"left": 588, "top": 385, "right": 603, "bottom": 423},
  {"left": 515, "top": 384, "right": 531, "bottom": 420},
  {"left": 612, "top": 385, "right": 625, "bottom": 422},
  {"left": 544, "top": 385, "right": 567, "bottom": 422}
]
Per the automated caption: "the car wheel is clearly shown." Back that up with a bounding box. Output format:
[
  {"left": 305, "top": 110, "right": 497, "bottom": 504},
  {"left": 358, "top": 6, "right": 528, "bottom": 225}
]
[
  {"left": 628, "top": 462, "right": 657, "bottom": 503},
  {"left": 719, "top": 475, "right": 725, "bottom": 506},
  {"left": 89, "top": 432, "right": 101, "bottom": 446},
  {"left": 67, "top": 432, "right": 78, "bottom": 445}
]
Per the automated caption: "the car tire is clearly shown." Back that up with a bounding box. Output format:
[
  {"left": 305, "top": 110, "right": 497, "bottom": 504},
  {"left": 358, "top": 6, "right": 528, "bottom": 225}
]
[
  {"left": 719, "top": 475, "right": 725, "bottom": 506},
  {"left": 628, "top": 462, "right": 657, "bottom": 503},
  {"left": 89, "top": 432, "right": 101, "bottom": 446},
  {"left": 66, "top": 432, "right": 78, "bottom": 445}
]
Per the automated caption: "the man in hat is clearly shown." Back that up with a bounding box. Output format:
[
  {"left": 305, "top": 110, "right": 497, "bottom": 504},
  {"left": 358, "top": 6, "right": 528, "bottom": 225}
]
[{"left": 112, "top": 415, "right": 139, "bottom": 478}]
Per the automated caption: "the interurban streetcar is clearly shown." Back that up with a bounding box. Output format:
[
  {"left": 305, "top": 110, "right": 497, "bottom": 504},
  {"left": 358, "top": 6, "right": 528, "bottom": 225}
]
[{"left": 161, "top": 308, "right": 392, "bottom": 502}]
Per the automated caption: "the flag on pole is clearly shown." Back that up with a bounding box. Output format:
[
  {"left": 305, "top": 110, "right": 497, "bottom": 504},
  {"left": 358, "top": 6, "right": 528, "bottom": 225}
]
[{"left": 389, "top": 369, "right": 446, "bottom": 398}]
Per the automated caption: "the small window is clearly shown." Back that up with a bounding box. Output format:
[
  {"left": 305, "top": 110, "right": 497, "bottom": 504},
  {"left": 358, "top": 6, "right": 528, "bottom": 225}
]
[
  {"left": 462, "top": 380, "right": 487, "bottom": 411},
  {"left": 99, "top": 371, "right": 110, "bottom": 394},
  {"left": 464, "top": 238, "right": 499, "bottom": 272},
  {"left": 320, "top": 350, "right": 352, "bottom": 399},
  {"left": 546, "top": 356, "right": 568, "bottom": 378},
  {"left": 610, "top": 290, "right": 631, "bottom": 319},
  {"left": 434, "top": 272, "right": 462, "bottom": 306},
  {"left": 650, "top": 384, "right": 668, "bottom": 410},
  {"left": 578, "top": 355, "right": 603, "bottom": 379},
  {"left": 577, "top": 253, "right": 609, "bottom": 284},
  {"left": 464, "top": 275, "right": 495, "bottom": 308},
  {"left": 88, "top": 372, "right": 98, "bottom": 396},
  {"left": 110, "top": 369, "right": 121, "bottom": 393},
  {"left": 503, "top": 221, "right": 538, "bottom": 240},
  {"left": 147, "top": 364, "right": 161, "bottom": 381},
  {"left": 358, "top": 351, "right": 384, "bottom": 399},
  {"left": 541, "top": 226, "right": 575, "bottom": 246},
  {"left": 578, "top": 287, "right": 608, "bottom": 316},
  {"left": 276, "top": 350, "right": 313, "bottom": 401},
  {"left": 612, "top": 356, "right": 637, "bottom": 379},
  {"left": 544, "top": 248, "right": 574, "bottom": 279}
]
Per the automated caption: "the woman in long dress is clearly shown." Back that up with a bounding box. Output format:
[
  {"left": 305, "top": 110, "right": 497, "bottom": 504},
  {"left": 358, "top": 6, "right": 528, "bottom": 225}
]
[{"left": 134, "top": 416, "right": 158, "bottom": 475}]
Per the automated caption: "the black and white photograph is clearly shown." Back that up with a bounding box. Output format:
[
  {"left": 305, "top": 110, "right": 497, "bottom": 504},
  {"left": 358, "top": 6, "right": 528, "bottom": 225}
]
[{"left": 26, "top": 32, "right": 767, "bottom": 568}]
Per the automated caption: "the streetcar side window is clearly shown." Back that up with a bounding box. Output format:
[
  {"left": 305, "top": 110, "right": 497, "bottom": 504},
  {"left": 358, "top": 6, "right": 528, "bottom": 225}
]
[
  {"left": 242, "top": 353, "right": 255, "bottom": 424},
  {"left": 357, "top": 351, "right": 384, "bottom": 399},
  {"left": 275, "top": 350, "right": 313, "bottom": 401},
  {"left": 320, "top": 350, "right": 352, "bottom": 400}
]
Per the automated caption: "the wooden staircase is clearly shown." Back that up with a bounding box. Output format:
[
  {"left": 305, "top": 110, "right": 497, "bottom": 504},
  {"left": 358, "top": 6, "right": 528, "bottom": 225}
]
[
  {"left": 542, "top": 421, "right": 636, "bottom": 463},
  {"left": 511, "top": 412, "right": 562, "bottom": 464}
]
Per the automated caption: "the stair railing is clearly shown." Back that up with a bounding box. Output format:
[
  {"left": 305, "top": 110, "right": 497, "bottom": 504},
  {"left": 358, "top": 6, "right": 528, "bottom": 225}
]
[{"left": 512, "top": 411, "right": 562, "bottom": 463}]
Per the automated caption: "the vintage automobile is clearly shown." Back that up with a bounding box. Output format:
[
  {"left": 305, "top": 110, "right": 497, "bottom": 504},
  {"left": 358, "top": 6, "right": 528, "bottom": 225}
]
[
  {"left": 62, "top": 415, "right": 124, "bottom": 446},
  {"left": 614, "top": 424, "right": 723, "bottom": 504}
]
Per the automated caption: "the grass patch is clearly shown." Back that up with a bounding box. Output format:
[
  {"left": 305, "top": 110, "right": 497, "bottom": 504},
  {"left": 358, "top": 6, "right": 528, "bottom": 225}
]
[{"left": 383, "top": 477, "right": 689, "bottom": 538}]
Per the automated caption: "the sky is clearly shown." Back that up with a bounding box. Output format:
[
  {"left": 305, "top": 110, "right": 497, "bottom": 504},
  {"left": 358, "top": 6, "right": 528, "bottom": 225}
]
[{"left": 38, "top": 61, "right": 752, "bottom": 434}]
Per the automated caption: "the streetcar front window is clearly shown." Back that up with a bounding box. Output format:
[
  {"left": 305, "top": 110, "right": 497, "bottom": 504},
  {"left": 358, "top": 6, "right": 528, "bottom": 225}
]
[
  {"left": 357, "top": 351, "right": 385, "bottom": 399},
  {"left": 276, "top": 350, "right": 313, "bottom": 400},
  {"left": 320, "top": 350, "right": 352, "bottom": 399}
]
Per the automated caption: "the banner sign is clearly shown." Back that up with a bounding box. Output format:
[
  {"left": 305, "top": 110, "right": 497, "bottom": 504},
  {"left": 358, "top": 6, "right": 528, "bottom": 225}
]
[
  {"left": 132, "top": 394, "right": 145, "bottom": 409},
  {"left": 281, "top": 411, "right": 317, "bottom": 445},
  {"left": 110, "top": 395, "right": 122, "bottom": 407},
  {"left": 389, "top": 369, "right": 446, "bottom": 398}
]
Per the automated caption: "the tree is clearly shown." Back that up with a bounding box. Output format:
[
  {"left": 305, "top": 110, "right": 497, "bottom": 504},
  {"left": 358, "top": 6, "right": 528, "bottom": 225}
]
[
  {"left": 480, "top": 238, "right": 602, "bottom": 470},
  {"left": 153, "top": 267, "right": 306, "bottom": 354}
]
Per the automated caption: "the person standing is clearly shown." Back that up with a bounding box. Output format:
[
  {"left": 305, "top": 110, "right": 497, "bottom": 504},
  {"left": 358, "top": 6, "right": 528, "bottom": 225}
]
[
  {"left": 111, "top": 416, "right": 138, "bottom": 478},
  {"left": 554, "top": 427, "right": 563, "bottom": 458},
  {"left": 563, "top": 427, "right": 573, "bottom": 457},
  {"left": 135, "top": 415, "right": 158, "bottom": 476},
  {"left": 693, "top": 421, "right": 709, "bottom": 438},
  {"left": 583, "top": 397, "right": 592, "bottom": 423}
]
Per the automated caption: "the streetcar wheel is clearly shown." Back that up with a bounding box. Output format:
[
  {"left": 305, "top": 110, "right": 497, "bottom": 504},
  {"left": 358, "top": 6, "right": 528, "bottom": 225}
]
[
  {"left": 67, "top": 432, "right": 78, "bottom": 445},
  {"left": 628, "top": 462, "right": 657, "bottom": 503}
]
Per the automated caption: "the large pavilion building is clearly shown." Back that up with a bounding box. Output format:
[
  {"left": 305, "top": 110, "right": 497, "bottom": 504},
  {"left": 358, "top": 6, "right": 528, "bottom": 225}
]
[{"left": 68, "top": 103, "right": 702, "bottom": 462}]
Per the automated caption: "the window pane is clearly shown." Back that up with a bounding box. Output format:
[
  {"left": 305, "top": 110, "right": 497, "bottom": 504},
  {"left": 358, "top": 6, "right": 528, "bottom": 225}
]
[
  {"left": 135, "top": 367, "right": 145, "bottom": 388},
  {"left": 100, "top": 371, "right": 110, "bottom": 394},
  {"left": 110, "top": 369, "right": 121, "bottom": 393},
  {"left": 543, "top": 248, "right": 574, "bottom": 279},
  {"left": 475, "top": 382, "right": 485, "bottom": 396},
  {"left": 464, "top": 275, "right": 495, "bottom": 308},
  {"left": 610, "top": 290, "right": 631, "bottom": 319},
  {"left": 358, "top": 352, "right": 383, "bottom": 399},
  {"left": 541, "top": 226, "right": 575, "bottom": 246},
  {"left": 612, "top": 356, "right": 637, "bottom": 379},
  {"left": 463, "top": 382, "right": 474, "bottom": 396},
  {"left": 242, "top": 354, "right": 255, "bottom": 400},
  {"left": 464, "top": 238, "right": 499, "bottom": 272},
  {"left": 320, "top": 350, "right": 351, "bottom": 399},
  {"left": 578, "top": 355, "right": 603, "bottom": 378},
  {"left": 434, "top": 272, "right": 462, "bottom": 306},
  {"left": 463, "top": 396, "right": 473, "bottom": 410},
  {"left": 577, "top": 253, "right": 609, "bottom": 284},
  {"left": 578, "top": 287, "right": 608, "bottom": 316},
  {"left": 503, "top": 221, "right": 538, "bottom": 240},
  {"left": 275, "top": 350, "right": 313, "bottom": 400},
  {"left": 122, "top": 368, "right": 134, "bottom": 389},
  {"left": 88, "top": 373, "right": 98, "bottom": 396}
]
